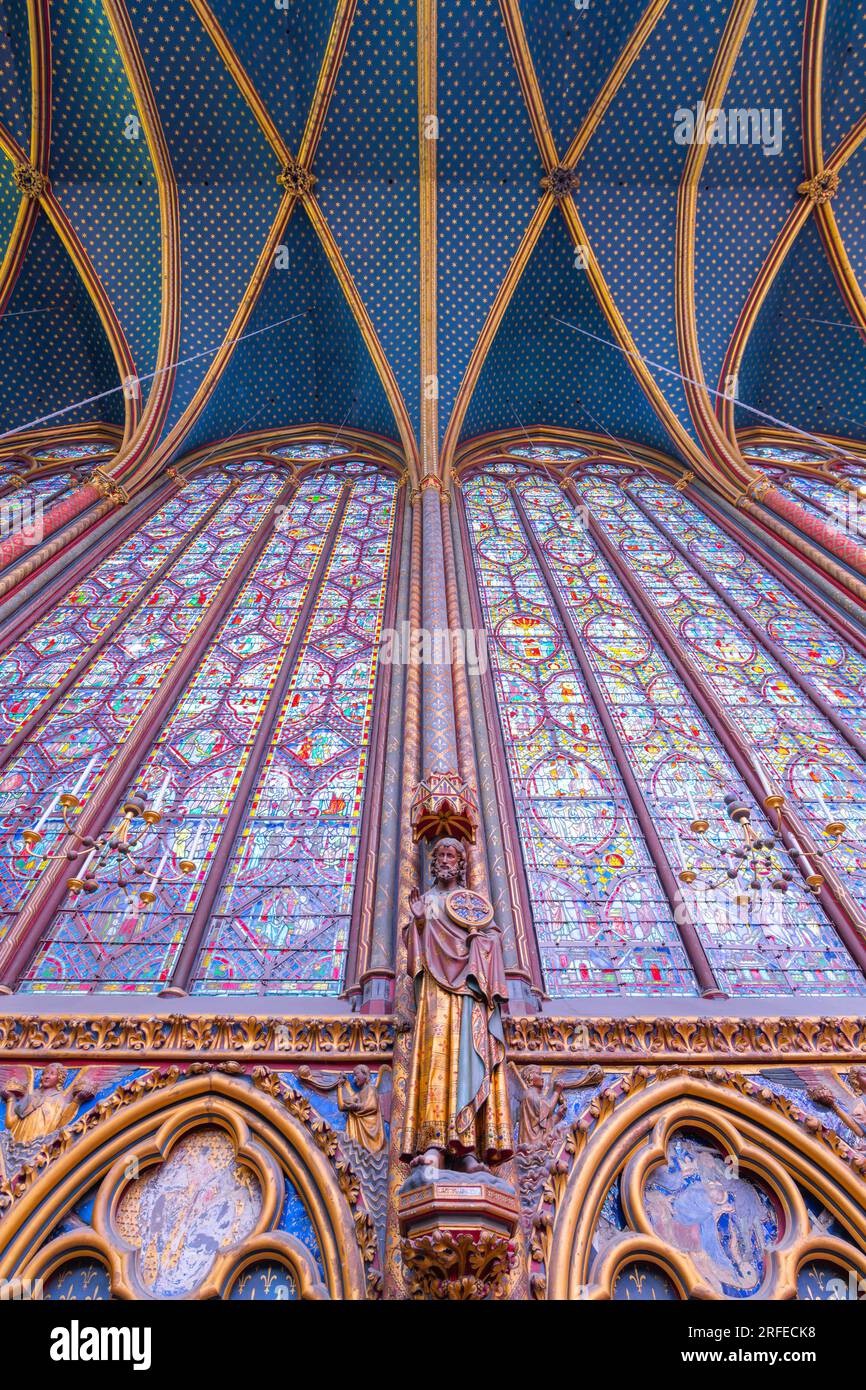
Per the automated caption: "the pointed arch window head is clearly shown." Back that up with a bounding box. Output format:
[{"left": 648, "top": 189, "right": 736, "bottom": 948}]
[
  {"left": 508, "top": 444, "right": 588, "bottom": 463},
  {"left": 270, "top": 443, "right": 352, "bottom": 460},
  {"left": 31, "top": 444, "right": 115, "bottom": 461},
  {"left": 461, "top": 460, "right": 866, "bottom": 1000},
  {"left": 4, "top": 460, "right": 401, "bottom": 996}
]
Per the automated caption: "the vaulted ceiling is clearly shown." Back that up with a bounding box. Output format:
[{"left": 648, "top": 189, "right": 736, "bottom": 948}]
[{"left": 0, "top": 0, "right": 865, "bottom": 487}]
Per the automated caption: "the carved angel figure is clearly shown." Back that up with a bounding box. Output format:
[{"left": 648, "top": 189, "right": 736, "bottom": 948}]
[
  {"left": 509, "top": 1062, "right": 604, "bottom": 1151},
  {"left": 295, "top": 1063, "right": 392, "bottom": 1256},
  {"left": 296, "top": 1063, "right": 392, "bottom": 1154},
  {"left": 762, "top": 1067, "right": 866, "bottom": 1143},
  {"left": 0, "top": 1064, "right": 127, "bottom": 1178}
]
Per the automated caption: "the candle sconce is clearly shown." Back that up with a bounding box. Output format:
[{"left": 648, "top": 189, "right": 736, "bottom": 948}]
[
  {"left": 675, "top": 788, "right": 823, "bottom": 900},
  {"left": 811, "top": 807, "right": 852, "bottom": 855},
  {"left": 19, "top": 764, "right": 201, "bottom": 919},
  {"left": 774, "top": 784, "right": 860, "bottom": 878}
]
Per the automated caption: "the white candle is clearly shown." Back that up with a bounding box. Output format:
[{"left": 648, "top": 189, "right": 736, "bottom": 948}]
[
  {"left": 34, "top": 789, "right": 60, "bottom": 834},
  {"left": 75, "top": 845, "right": 98, "bottom": 882},
  {"left": 147, "top": 848, "right": 169, "bottom": 897},
  {"left": 71, "top": 753, "right": 97, "bottom": 801},
  {"left": 187, "top": 821, "right": 204, "bottom": 860},
  {"left": 152, "top": 773, "right": 170, "bottom": 814}
]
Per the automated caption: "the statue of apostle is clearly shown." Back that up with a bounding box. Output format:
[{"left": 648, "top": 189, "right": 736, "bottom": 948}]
[{"left": 400, "top": 838, "right": 512, "bottom": 1172}]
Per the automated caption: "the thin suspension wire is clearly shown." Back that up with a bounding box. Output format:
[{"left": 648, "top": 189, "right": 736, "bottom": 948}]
[
  {"left": 0, "top": 309, "right": 310, "bottom": 441},
  {"left": 552, "top": 316, "right": 866, "bottom": 466}
]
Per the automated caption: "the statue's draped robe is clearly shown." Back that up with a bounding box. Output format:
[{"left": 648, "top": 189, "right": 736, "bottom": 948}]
[
  {"left": 518, "top": 1087, "right": 562, "bottom": 1149},
  {"left": 401, "top": 888, "right": 512, "bottom": 1163},
  {"left": 338, "top": 1081, "right": 385, "bottom": 1153}
]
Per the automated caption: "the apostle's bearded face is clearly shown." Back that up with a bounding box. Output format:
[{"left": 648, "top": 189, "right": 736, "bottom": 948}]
[{"left": 432, "top": 843, "right": 462, "bottom": 886}]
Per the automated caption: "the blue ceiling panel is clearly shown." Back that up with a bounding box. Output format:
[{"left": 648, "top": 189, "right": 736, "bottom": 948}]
[
  {"left": 180, "top": 204, "right": 398, "bottom": 457},
  {"left": 461, "top": 210, "right": 676, "bottom": 457},
  {"left": 0, "top": 210, "right": 122, "bottom": 437}
]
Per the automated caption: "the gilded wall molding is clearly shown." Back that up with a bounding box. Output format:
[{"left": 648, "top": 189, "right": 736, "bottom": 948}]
[
  {"left": 3, "top": 1014, "right": 866, "bottom": 1065},
  {"left": 505, "top": 1014, "right": 866, "bottom": 1063},
  {"left": 0, "top": 1013, "right": 395, "bottom": 1061}
]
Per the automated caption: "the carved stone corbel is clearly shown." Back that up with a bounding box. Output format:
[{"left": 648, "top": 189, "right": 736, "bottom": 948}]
[
  {"left": 398, "top": 1175, "right": 520, "bottom": 1299},
  {"left": 88, "top": 467, "right": 130, "bottom": 504}
]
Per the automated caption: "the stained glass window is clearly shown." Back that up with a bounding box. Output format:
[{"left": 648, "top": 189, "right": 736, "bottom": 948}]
[
  {"left": 517, "top": 473, "right": 861, "bottom": 996},
  {"left": 462, "top": 472, "right": 696, "bottom": 996},
  {"left": 270, "top": 443, "right": 351, "bottom": 460},
  {"left": 192, "top": 469, "right": 398, "bottom": 994},
  {"left": 745, "top": 446, "right": 826, "bottom": 462},
  {"left": 13, "top": 464, "right": 399, "bottom": 994},
  {"left": 462, "top": 462, "right": 866, "bottom": 999},
  {"left": 509, "top": 444, "right": 588, "bottom": 461},
  {"left": 1, "top": 465, "right": 276, "bottom": 947},
  {"left": 32, "top": 444, "right": 115, "bottom": 460},
  {"left": 617, "top": 473, "right": 866, "bottom": 914}
]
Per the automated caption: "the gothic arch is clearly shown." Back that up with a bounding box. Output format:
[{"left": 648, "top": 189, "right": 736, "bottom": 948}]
[
  {"left": 0, "top": 1070, "right": 369, "bottom": 1300},
  {"left": 541, "top": 1073, "right": 866, "bottom": 1301}
]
